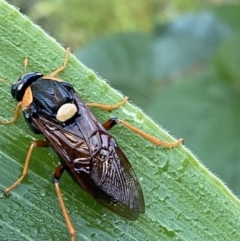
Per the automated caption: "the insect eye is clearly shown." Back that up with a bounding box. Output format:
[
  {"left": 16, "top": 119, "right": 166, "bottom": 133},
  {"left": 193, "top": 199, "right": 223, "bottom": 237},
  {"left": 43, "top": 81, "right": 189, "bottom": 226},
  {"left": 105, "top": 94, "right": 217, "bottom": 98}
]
[
  {"left": 11, "top": 72, "right": 43, "bottom": 101},
  {"left": 11, "top": 81, "right": 27, "bottom": 101},
  {"left": 11, "top": 84, "right": 17, "bottom": 99}
]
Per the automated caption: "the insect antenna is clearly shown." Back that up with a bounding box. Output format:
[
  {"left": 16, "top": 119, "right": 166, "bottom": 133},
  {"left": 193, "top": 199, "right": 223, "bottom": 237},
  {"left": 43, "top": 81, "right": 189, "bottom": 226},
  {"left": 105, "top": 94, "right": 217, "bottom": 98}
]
[
  {"left": 0, "top": 77, "right": 11, "bottom": 85},
  {"left": 24, "top": 57, "right": 29, "bottom": 73}
]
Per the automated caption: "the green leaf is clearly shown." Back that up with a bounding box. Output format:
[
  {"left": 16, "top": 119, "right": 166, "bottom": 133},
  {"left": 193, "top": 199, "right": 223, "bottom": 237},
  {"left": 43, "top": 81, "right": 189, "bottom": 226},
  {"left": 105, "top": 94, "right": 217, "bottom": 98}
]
[{"left": 0, "top": 1, "right": 240, "bottom": 241}]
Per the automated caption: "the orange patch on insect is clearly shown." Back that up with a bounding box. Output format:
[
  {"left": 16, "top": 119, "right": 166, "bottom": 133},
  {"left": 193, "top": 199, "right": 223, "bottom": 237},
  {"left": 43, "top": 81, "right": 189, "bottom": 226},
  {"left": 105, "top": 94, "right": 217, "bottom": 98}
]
[
  {"left": 56, "top": 103, "right": 77, "bottom": 122},
  {"left": 22, "top": 87, "right": 33, "bottom": 110}
]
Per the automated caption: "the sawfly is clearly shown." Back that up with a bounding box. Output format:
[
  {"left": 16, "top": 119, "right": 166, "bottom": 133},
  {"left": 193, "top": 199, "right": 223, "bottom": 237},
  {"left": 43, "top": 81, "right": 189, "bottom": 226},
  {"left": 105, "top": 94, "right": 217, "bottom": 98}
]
[{"left": 0, "top": 48, "right": 183, "bottom": 241}]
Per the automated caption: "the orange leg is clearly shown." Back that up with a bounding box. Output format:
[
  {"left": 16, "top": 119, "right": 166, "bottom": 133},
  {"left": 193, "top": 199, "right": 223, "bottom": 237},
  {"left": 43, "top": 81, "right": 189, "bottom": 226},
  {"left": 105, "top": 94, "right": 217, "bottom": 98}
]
[
  {"left": 86, "top": 96, "right": 128, "bottom": 111},
  {"left": 3, "top": 140, "right": 49, "bottom": 195},
  {"left": 55, "top": 182, "right": 76, "bottom": 241},
  {"left": 42, "top": 48, "right": 71, "bottom": 82},
  {"left": 54, "top": 165, "right": 76, "bottom": 241},
  {"left": 43, "top": 47, "right": 71, "bottom": 81},
  {"left": 0, "top": 102, "right": 22, "bottom": 125},
  {"left": 90, "top": 98, "right": 183, "bottom": 148},
  {"left": 102, "top": 118, "right": 183, "bottom": 148},
  {"left": 118, "top": 119, "right": 183, "bottom": 148}
]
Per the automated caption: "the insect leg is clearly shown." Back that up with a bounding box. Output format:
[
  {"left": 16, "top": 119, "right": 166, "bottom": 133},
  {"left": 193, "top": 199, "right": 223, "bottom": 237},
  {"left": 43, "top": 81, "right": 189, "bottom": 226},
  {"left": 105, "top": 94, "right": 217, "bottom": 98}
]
[
  {"left": 103, "top": 118, "right": 183, "bottom": 148},
  {"left": 3, "top": 140, "right": 49, "bottom": 195},
  {"left": 53, "top": 164, "right": 65, "bottom": 181},
  {"left": 0, "top": 102, "right": 21, "bottom": 125},
  {"left": 48, "top": 47, "right": 71, "bottom": 77},
  {"left": 54, "top": 165, "right": 76, "bottom": 241},
  {"left": 86, "top": 96, "right": 128, "bottom": 111},
  {"left": 102, "top": 117, "right": 118, "bottom": 130}
]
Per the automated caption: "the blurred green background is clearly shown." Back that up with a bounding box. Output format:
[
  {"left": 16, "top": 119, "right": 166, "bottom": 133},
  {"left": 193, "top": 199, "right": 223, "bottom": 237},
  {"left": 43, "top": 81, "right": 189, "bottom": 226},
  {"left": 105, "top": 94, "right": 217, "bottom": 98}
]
[{"left": 8, "top": 0, "right": 240, "bottom": 196}]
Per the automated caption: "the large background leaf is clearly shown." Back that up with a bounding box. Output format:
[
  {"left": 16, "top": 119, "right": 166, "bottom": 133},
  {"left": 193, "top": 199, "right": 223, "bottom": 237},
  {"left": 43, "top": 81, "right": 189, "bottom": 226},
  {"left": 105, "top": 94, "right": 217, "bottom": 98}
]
[{"left": 1, "top": 1, "right": 240, "bottom": 241}]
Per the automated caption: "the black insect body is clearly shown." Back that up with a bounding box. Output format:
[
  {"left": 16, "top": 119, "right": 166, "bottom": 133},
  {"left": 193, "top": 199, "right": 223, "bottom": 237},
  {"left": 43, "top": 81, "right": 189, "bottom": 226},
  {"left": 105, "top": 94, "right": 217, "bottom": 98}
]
[
  {"left": 0, "top": 49, "right": 183, "bottom": 241},
  {"left": 19, "top": 74, "right": 145, "bottom": 218}
]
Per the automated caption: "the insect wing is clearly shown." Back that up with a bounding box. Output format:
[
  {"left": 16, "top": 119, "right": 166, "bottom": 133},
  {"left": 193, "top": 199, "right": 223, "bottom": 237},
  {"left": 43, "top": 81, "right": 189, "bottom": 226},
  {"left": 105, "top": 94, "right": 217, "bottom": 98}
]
[
  {"left": 90, "top": 135, "right": 145, "bottom": 220},
  {"left": 32, "top": 94, "right": 144, "bottom": 220}
]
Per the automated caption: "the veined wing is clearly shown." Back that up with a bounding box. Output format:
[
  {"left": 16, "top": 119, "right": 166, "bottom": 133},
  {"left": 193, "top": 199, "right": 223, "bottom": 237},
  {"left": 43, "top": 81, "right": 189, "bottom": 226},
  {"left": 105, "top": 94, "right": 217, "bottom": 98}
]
[{"left": 32, "top": 94, "right": 145, "bottom": 220}]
